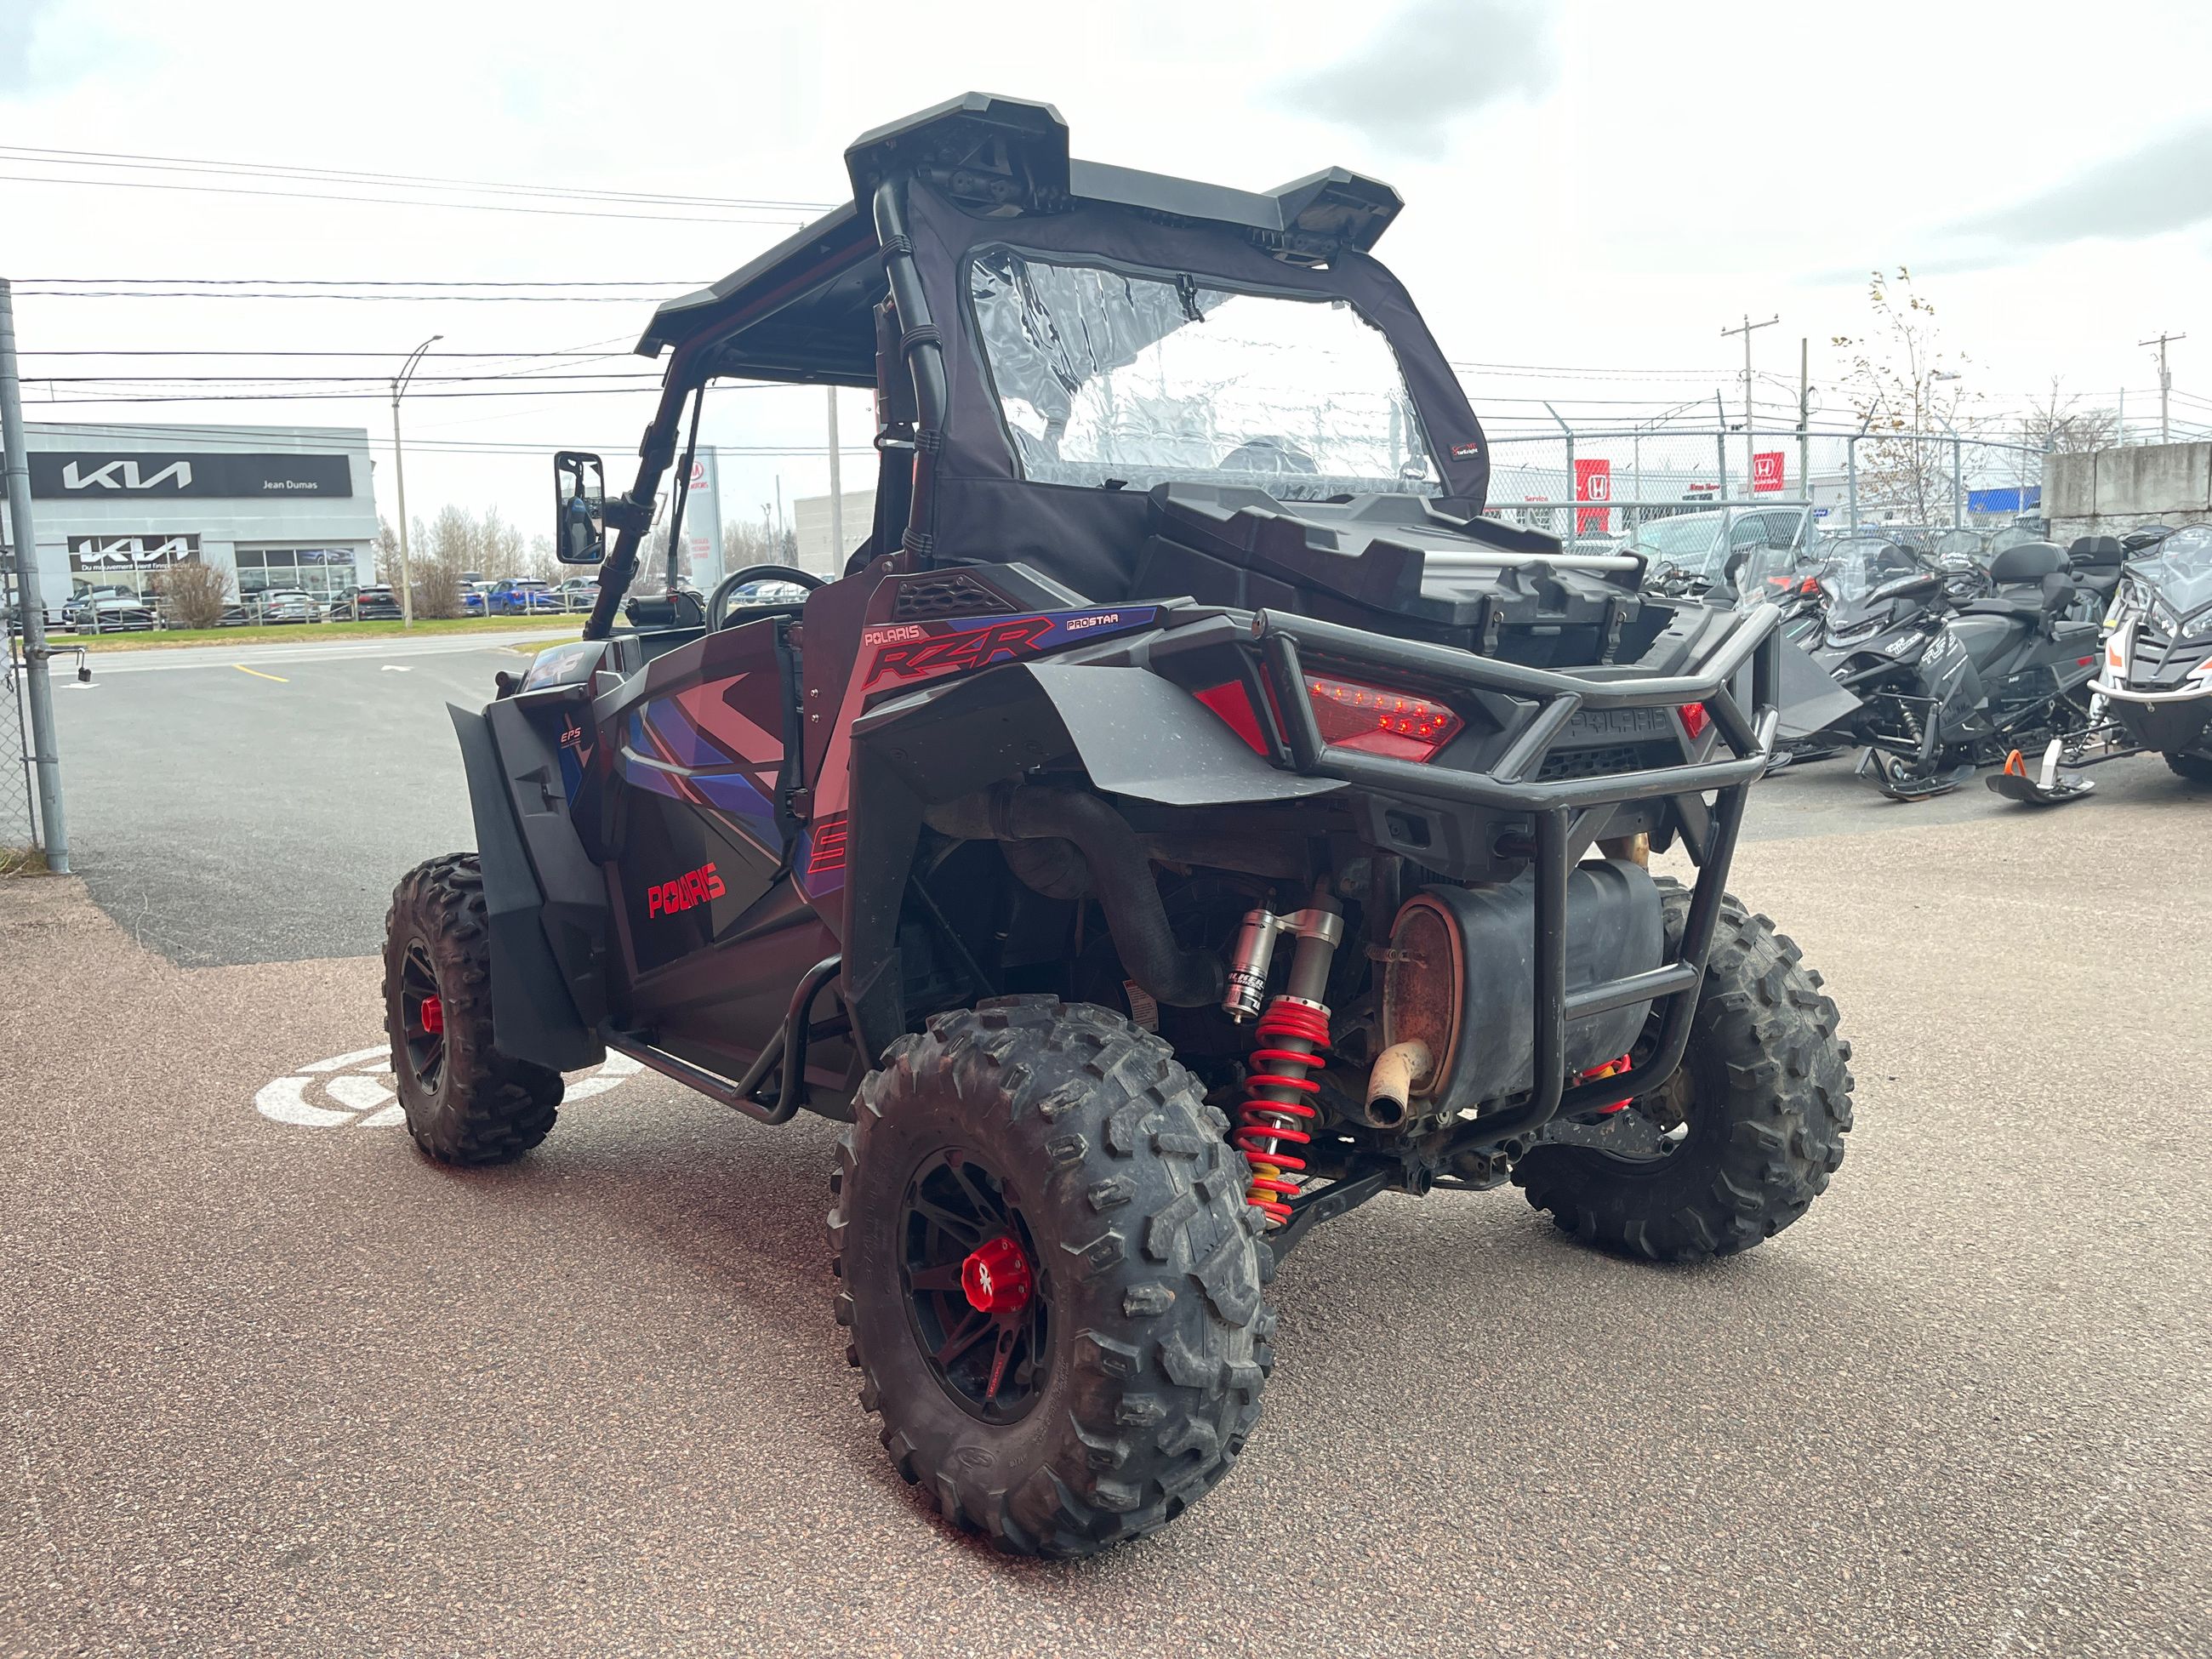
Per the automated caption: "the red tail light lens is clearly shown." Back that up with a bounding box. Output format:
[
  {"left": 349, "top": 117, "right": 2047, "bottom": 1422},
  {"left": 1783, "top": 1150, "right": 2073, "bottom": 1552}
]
[
  {"left": 1678, "top": 702, "right": 1710, "bottom": 741},
  {"left": 1305, "top": 675, "right": 1463, "bottom": 761}
]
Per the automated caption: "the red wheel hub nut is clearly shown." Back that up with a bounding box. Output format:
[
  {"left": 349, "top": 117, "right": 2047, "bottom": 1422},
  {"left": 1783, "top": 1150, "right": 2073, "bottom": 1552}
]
[
  {"left": 960, "top": 1234, "right": 1033, "bottom": 1314},
  {"left": 419, "top": 995, "right": 444, "bottom": 1035}
]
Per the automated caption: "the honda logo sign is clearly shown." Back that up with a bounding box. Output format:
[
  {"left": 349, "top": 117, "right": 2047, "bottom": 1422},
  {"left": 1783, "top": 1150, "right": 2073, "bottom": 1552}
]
[{"left": 1751, "top": 451, "right": 1786, "bottom": 493}]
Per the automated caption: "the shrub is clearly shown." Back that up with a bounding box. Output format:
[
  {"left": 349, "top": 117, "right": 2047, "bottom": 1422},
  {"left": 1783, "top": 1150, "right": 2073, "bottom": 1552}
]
[{"left": 151, "top": 560, "right": 231, "bottom": 629}]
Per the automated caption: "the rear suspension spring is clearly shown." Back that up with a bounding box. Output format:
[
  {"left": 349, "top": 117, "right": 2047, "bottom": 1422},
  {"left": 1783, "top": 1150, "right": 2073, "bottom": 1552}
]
[{"left": 1234, "top": 997, "right": 1331, "bottom": 1223}]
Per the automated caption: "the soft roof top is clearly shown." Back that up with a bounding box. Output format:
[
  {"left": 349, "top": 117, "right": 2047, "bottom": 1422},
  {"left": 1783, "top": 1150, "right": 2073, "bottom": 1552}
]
[{"left": 636, "top": 93, "right": 1402, "bottom": 385}]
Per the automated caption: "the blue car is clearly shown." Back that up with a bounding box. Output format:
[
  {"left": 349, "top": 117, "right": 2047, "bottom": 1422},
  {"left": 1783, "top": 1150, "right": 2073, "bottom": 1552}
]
[{"left": 487, "top": 579, "right": 563, "bottom": 616}]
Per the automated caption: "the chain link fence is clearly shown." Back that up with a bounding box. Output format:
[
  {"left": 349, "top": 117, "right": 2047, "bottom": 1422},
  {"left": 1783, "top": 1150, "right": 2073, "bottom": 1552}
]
[
  {"left": 2, "top": 633, "right": 40, "bottom": 859},
  {"left": 1480, "top": 425, "right": 2049, "bottom": 544}
]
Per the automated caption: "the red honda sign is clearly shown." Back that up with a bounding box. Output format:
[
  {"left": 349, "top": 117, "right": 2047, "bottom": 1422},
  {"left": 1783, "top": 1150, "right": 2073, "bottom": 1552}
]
[
  {"left": 1574, "top": 457, "right": 1612, "bottom": 533},
  {"left": 1752, "top": 451, "right": 1786, "bottom": 493}
]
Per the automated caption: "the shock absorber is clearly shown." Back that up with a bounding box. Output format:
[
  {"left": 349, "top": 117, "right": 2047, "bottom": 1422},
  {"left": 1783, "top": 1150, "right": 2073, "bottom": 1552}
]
[{"left": 1223, "top": 892, "right": 1343, "bottom": 1225}]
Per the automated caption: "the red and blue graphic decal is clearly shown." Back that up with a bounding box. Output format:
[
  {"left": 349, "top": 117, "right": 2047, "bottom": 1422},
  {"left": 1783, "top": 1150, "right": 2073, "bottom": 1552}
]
[
  {"left": 860, "top": 607, "right": 1160, "bottom": 692},
  {"left": 619, "top": 678, "right": 786, "bottom": 855}
]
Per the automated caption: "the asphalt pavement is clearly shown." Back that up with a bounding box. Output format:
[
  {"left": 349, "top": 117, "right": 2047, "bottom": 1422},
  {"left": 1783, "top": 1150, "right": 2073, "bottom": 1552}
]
[{"left": 3, "top": 630, "right": 2207, "bottom": 1656}]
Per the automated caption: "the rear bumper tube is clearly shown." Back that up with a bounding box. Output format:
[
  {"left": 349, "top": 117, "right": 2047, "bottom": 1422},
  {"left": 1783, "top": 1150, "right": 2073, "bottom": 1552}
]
[{"left": 1246, "top": 603, "right": 1780, "bottom": 1157}]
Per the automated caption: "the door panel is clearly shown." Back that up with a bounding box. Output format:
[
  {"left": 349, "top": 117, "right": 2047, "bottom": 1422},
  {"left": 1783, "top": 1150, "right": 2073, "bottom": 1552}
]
[{"left": 596, "top": 617, "right": 811, "bottom": 1046}]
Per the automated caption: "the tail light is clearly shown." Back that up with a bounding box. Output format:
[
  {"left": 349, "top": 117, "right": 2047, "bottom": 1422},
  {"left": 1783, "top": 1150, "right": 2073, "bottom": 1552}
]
[
  {"left": 1678, "top": 702, "right": 1710, "bottom": 741},
  {"left": 1304, "top": 675, "right": 1463, "bottom": 761}
]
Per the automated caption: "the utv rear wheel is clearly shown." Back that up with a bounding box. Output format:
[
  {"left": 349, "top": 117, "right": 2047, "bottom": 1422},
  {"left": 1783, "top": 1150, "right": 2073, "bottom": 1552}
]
[
  {"left": 1515, "top": 883, "right": 1853, "bottom": 1262},
  {"left": 382, "top": 853, "right": 562, "bottom": 1165},
  {"left": 830, "top": 997, "right": 1270, "bottom": 1559},
  {"left": 2166, "top": 750, "right": 2212, "bottom": 786}
]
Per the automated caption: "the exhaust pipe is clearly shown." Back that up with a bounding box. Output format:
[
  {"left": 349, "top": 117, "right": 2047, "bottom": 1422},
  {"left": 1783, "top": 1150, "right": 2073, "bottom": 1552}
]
[{"left": 1362, "top": 1039, "right": 1432, "bottom": 1130}]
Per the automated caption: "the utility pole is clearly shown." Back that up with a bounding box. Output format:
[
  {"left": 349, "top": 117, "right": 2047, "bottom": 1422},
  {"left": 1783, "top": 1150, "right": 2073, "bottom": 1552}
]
[
  {"left": 1721, "top": 312, "right": 1779, "bottom": 490},
  {"left": 2139, "top": 332, "right": 2185, "bottom": 443},
  {"left": 825, "top": 387, "right": 844, "bottom": 578},
  {"left": 1797, "top": 336, "right": 1810, "bottom": 522},
  {"left": 390, "top": 334, "right": 442, "bottom": 629},
  {"left": 0, "top": 277, "right": 70, "bottom": 870}
]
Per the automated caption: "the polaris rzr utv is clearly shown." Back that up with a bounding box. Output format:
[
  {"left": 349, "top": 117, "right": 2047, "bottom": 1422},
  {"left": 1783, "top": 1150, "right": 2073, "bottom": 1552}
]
[{"left": 384, "top": 94, "right": 1852, "bottom": 1559}]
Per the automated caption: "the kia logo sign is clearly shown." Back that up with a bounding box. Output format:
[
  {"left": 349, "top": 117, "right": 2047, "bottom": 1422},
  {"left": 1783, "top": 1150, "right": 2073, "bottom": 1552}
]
[
  {"left": 61, "top": 459, "right": 192, "bottom": 492},
  {"left": 30, "top": 451, "right": 354, "bottom": 499}
]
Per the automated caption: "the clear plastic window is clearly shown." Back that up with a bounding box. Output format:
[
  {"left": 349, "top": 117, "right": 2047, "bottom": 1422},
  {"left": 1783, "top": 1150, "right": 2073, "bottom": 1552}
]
[{"left": 967, "top": 250, "right": 1440, "bottom": 499}]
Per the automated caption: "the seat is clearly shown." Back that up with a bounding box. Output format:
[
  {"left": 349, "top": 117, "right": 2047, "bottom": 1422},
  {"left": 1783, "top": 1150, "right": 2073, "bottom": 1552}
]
[
  {"left": 1985, "top": 540, "right": 2065, "bottom": 587},
  {"left": 1959, "top": 595, "right": 2042, "bottom": 621}
]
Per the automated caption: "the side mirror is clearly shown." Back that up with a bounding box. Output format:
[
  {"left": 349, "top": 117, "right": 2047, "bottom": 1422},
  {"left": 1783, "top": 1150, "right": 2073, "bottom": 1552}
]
[{"left": 554, "top": 451, "right": 606, "bottom": 565}]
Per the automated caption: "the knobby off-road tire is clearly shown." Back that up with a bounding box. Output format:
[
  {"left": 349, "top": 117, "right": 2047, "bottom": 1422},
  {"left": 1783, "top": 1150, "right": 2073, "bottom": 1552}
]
[
  {"left": 830, "top": 996, "right": 1271, "bottom": 1558},
  {"left": 383, "top": 853, "right": 562, "bottom": 1165},
  {"left": 1516, "top": 881, "right": 1853, "bottom": 1262},
  {"left": 2165, "top": 750, "right": 2212, "bottom": 787}
]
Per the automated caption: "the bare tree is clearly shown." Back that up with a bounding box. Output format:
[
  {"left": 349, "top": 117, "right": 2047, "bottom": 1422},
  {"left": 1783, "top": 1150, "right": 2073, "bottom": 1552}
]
[
  {"left": 523, "top": 533, "right": 560, "bottom": 583},
  {"left": 1833, "top": 267, "right": 1978, "bottom": 522},
  {"left": 479, "top": 508, "right": 525, "bottom": 579},
  {"left": 151, "top": 558, "right": 231, "bottom": 629},
  {"left": 373, "top": 516, "right": 403, "bottom": 585},
  {"left": 2019, "top": 379, "right": 2118, "bottom": 456},
  {"left": 412, "top": 505, "right": 476, "bottom": 619}
]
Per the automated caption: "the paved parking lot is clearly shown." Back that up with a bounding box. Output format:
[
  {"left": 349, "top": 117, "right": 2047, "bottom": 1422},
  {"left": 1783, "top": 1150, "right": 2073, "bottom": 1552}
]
[{"left": 3, "top": 634, "right": 2207, "bottom": 1656}]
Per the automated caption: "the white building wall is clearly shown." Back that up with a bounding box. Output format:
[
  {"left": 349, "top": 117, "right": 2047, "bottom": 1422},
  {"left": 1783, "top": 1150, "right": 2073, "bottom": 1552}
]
[{"left": 5, "top": 422, "right": 379, "bottom": 609}]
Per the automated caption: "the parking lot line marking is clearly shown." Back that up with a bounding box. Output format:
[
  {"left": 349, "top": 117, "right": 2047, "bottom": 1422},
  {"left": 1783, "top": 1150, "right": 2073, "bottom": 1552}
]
[{"left": 232, "top": 664, "right": 288, "bottom": 682}]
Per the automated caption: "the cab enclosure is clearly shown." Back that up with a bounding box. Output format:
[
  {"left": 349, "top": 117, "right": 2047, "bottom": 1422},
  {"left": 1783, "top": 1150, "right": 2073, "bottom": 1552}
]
[{"left": 461, "top": 93, "right": 1786, "bottom": 1217}]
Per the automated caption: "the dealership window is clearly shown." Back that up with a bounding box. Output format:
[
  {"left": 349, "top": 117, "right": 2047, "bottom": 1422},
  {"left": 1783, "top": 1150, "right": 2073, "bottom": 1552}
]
[{"left": 237, "top": 547, "right": 358, "bottom": 597}]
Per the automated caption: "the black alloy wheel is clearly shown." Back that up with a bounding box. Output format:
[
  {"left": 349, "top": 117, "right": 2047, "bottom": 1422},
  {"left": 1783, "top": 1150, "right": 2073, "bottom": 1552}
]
[
  {"left": 399, "top": 939, "right": 447, "bottom": 1095},
  {"left": 898, "top": 1149, "right": 1051, "bottom": 1424}
]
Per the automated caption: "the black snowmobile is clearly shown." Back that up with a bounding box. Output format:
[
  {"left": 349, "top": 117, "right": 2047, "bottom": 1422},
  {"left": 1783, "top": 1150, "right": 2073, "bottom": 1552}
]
[
  {"left": 382, "top": 94, "right": 1852, "bottom": 1559},
  {"left": 1803, "top": 535, "right": 2102, "bottom": 801},
  {"left": 2090, "top": 523, "right": 2212, "bottom": 785}
]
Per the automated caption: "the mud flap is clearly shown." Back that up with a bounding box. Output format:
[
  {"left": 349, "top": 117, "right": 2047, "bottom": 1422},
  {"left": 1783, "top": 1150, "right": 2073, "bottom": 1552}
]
[
  {"left": 1984, "top": 743, "right": 2097, "bottom": 806},
  {"left": 452, "top": 704, "right": 607, "bottom": 1071}
]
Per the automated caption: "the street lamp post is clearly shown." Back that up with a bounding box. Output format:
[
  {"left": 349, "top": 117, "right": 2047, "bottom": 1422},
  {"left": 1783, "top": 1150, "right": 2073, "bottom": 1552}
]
[{"left": 391, "top": 334, "right": 442, "bottom": 630}]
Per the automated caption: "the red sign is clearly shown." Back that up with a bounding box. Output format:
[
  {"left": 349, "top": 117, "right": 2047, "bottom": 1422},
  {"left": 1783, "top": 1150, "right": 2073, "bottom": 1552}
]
[
  {"left": 1751, "top": 451, "right": 1786, "bottom": 493},
  {"left": 1574, "top": 457, "right": 1612, "bottom": 533}
]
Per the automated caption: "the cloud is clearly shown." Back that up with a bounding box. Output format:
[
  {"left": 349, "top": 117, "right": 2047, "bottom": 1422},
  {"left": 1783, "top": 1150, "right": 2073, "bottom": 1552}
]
[
  {"left": 1952, "top": 120, "right": 2212, "bottom": 252},
  {"left": 0, "top": 0, "right": 60, "bottom": 94},
  {"left": 1279, "top": 0, "right": 1555, "bottom": 155}
]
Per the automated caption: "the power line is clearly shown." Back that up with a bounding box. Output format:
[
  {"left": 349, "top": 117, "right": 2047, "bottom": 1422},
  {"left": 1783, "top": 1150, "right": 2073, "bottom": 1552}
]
[
  {"left": 18, "top": 348, "right": 637, "bottom": 358},
  {"left": 9, "top": 286, "right": 684, "bottom": 302},
  {"left": 0, "top": 143, "right": 837, "bottom": 213},
  {"left": 19, "top": 276, "right": 707, "bottom": 288},
  {"left": 0, "top": 170, "right": 821, "bottom": 226}
]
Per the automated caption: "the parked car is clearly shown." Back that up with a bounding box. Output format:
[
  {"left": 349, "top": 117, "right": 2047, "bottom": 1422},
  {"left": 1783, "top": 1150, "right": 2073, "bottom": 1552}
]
[
  {"left": 460, "top": 581, "right": 498, "bottom": 616},
  {"left": 486, "top": 579, "right": 564, "bottom": 616},
  {"left": 254, "top": 590, "right": 318, "bottom": 624},
  {"left": 331, "top": 584, "right": 403, "bottom": 621},
  {"left": 62, "top": 585, "right": 138, "bottom": 628},
  {"left": 553, "top": 577, "right": 599, "bottom": 611},
  {"left": 71, "top": 593, "right": 158, "bottom": 633}
]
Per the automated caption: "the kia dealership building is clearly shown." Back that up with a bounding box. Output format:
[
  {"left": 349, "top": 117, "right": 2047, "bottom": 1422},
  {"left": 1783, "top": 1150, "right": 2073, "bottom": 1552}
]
[{"left": 8, "top": 421, "right": 379, "bottom": 606}]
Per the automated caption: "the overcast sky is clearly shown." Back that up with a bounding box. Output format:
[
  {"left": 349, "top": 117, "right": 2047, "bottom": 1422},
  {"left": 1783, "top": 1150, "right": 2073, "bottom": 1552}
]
[{"left": 6, "top": 0, "right": 2211, "bottom": 542}]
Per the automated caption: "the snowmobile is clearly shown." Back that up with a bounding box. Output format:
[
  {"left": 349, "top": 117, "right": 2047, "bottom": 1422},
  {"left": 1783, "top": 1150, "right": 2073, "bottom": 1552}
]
[
  {"left": 2089, "top": 523, "right": 2212, "bottom": 786},
  {"left": 1807, "top": 536, "right": 2101, "bottom": 801},
  {"left": 380, "top": 94, "right": 1852, "bottom": 1559}
]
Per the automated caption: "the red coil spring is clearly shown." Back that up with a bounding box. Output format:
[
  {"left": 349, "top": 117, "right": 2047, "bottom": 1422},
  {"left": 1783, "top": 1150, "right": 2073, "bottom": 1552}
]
[{"left": 1234, "top": 999, "right": 1331, "bottom": 1223}]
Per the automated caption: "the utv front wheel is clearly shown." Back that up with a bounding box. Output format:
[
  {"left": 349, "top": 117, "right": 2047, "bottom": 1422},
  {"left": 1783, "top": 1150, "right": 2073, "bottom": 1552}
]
[
  {"left": 830, "top": 997, "right": 1270, "bottom": 1558},
  {"left": 1515, "top": 883, "right": 1853, "bottom": 1262},
  {"left": 382, "top": 853, "right": 562, "bottom": 1165}
]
